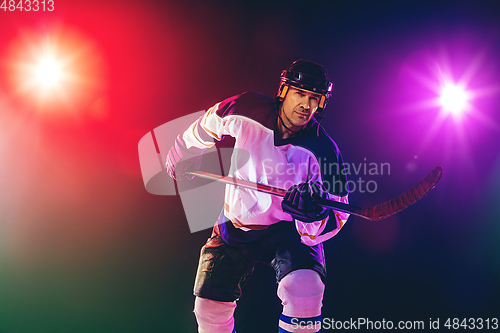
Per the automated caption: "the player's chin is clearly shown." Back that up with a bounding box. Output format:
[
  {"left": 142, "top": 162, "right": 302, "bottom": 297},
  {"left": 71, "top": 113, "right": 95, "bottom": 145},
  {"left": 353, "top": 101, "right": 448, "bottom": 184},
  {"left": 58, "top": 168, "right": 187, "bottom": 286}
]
[
  {"left": 293, "top": 117, "right": 311, "bottom": 127},
  {"left": 294, "top": 112, "right": 311, "bottom": 122}
]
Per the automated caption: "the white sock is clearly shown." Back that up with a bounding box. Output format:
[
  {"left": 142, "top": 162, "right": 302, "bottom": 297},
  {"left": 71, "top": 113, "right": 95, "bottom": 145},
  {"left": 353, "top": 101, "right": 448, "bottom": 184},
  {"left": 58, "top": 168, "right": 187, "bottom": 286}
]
[
  {"left": 193, "top": 297, "right": 236, "bottom": 333},
  {"left": 277, "top": 270, "right": 324, "bottom": 332}
]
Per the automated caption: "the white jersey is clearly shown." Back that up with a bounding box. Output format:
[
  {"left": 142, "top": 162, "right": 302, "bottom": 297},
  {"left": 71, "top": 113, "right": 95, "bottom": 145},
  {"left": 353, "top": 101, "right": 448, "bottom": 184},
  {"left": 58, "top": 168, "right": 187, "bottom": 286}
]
[{"left": 175, "top": 92, "right": 349, "bottom": 246}]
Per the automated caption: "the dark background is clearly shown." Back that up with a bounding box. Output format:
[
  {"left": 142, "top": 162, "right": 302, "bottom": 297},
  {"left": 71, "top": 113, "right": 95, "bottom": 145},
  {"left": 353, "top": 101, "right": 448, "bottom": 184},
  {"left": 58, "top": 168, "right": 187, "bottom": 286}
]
[{"left": 0, "top": 0, "right": 499, "bottom": 332}]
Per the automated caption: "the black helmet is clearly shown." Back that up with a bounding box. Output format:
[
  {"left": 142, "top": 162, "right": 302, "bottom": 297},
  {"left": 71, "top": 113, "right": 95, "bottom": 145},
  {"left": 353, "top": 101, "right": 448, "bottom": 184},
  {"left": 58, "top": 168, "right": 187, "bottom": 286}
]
[{"left": 276, "top": 59, "right": 333, "bottom": 118}]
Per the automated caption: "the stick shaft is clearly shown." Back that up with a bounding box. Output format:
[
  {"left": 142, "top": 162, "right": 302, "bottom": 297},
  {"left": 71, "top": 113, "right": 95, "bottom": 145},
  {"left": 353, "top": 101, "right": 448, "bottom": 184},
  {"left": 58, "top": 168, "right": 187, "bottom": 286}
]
[
  {"left": 186, "top": 166, "right": 443, "bottom": 221},
  {"left": 187, "top": 171, "right": 287, "bottom": 196},
  {"left": 186, "top": 171, "right": 363, "bottom": 217}
]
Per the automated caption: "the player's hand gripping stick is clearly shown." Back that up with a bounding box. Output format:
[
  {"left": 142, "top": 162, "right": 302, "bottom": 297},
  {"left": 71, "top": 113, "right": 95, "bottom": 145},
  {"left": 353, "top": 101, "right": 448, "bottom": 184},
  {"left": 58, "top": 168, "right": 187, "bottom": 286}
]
[{"left": 281, "top": 182, "right": 331, "bottom": 222}]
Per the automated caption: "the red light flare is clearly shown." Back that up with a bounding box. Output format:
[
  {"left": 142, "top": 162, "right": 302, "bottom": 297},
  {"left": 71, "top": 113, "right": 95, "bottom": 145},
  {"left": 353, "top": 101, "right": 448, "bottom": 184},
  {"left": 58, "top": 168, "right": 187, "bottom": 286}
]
[{"left": 3, "top": 24, "right": 108, "bottom": 120}]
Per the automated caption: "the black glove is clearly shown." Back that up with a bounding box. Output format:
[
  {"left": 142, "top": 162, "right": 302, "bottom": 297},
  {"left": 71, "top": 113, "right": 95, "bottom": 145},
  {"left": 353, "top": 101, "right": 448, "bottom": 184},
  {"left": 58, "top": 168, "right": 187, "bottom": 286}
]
[{"left": 281, "top": 181, "right": 331, "bottom": 223}]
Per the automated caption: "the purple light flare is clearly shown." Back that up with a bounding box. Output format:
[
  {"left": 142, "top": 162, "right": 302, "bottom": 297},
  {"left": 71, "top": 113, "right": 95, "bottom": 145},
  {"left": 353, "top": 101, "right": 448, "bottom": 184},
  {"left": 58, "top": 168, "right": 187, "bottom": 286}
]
[{"left": 439, "top": 82, "right": 470, "bottom": 120}]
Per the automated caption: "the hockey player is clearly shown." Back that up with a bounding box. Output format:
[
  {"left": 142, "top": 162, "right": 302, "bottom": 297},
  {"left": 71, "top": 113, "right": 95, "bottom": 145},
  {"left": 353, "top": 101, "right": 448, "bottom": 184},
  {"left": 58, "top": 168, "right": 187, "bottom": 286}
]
[{"left": 166, "top": 60, "right": 350, "bottom": 333}]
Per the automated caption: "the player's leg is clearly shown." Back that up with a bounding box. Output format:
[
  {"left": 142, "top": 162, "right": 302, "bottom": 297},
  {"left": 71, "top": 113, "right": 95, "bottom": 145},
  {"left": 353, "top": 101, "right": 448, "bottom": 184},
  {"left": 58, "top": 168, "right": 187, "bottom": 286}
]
[
  {"left": 193, "top": 229, "right": 254, "bottom": 333},
  {"left": 269, "top": 224, "right": 326, "bottom": 333},
  {"left": 194, "top": 297, "right": 236, "bottom": 333},
  {"left": 277, "top": 269, "right": 324, "bottom": 332}
]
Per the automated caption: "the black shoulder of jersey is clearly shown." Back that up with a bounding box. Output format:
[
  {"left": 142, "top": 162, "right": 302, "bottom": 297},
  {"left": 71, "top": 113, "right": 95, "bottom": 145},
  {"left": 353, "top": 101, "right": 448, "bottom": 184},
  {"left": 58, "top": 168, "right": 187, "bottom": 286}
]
[
  {"left": 215, "top": 92, "right": 278, "bottom": 130},
  {"left": 287, "top": 123, "right": 349, "bottom": 197}
]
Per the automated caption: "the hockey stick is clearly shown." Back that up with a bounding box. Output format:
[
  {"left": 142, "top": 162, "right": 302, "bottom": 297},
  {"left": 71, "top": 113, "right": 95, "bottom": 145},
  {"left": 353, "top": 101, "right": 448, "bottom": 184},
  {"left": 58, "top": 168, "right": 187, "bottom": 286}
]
[{"left": 186, "top": 166, "right": 443, "bottom": 221}]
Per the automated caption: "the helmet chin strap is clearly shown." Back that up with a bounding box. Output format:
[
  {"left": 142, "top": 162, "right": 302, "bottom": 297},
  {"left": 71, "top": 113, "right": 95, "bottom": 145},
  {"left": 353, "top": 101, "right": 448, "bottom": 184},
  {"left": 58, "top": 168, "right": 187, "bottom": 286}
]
[
  {"left": 278, "top": 112, "right": 303, "bottom": 134},
  {"left": 277, "top": 104, "right": 307, "bottom": 136},
  {"left": 277, "top": 104, "right": 325, "bottom": 137}
]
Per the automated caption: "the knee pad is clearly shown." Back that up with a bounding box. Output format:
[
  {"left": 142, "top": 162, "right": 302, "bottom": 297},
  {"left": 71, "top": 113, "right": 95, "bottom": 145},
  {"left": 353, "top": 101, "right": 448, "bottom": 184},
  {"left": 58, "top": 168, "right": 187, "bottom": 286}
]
[
  {"left": 194, "top": 297, "right": 236, "bottom": 333},
  {"left": 277, "top": 269, "right": 325, "bottom": 318}
]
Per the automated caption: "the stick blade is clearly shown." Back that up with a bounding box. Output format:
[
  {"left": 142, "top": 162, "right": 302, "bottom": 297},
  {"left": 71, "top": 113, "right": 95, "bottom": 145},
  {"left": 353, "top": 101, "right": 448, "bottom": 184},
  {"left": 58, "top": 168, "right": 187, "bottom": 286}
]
[{"left": 360, "top": 166, "right": 443, "bottom": 221}]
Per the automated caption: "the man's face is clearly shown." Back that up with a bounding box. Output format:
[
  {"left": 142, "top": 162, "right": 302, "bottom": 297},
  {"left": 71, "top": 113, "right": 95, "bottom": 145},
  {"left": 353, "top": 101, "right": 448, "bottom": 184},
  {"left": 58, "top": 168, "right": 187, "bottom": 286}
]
[{"left": 280, "top": 86, "right": 321, "bottom": 130}]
